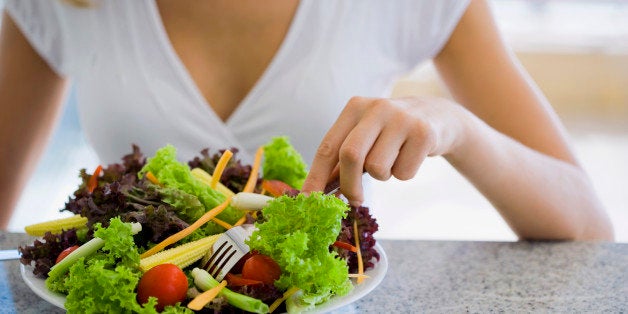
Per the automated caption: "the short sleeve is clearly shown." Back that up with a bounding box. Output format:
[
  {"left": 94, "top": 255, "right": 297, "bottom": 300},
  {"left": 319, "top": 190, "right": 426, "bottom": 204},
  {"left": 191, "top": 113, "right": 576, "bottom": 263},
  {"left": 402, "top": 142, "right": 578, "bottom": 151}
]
[
  {"left": 4, "top": 0, "right": 72, "bottom": 76},
  {"left": 398, "top": 0, "right": 471, "bottom": 69}
]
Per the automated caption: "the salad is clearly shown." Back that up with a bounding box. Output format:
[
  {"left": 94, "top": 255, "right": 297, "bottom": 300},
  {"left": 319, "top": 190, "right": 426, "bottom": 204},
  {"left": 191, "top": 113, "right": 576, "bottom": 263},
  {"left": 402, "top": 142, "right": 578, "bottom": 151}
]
[{"left": 18, "top": 136, "right": 380, "bottom": 313}]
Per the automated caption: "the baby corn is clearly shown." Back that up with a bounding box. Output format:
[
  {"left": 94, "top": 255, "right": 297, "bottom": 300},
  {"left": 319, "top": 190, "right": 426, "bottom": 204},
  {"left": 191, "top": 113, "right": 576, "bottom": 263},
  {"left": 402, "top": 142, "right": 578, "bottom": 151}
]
[
  {"left": 24, "top": 215, "right": 88, "bottom": 236},
  {"left": 191, "top": 168, "right": 235, "bottom": 197},
  {"left": 139, "top": 234, "right": 222, "bottom": 272}
]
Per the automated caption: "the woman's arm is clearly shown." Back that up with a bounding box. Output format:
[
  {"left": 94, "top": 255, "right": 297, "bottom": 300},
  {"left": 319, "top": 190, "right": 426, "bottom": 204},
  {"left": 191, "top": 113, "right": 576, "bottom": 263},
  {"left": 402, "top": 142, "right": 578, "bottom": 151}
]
[
  {"left": 0, "top": 10, "right": 69, "bottom": 230},
  {"left": 302, "top": 0, "right": 613, "bottom": 240},
  {"left": 433, "top": 0, "right": 613, "bottom": 240}
]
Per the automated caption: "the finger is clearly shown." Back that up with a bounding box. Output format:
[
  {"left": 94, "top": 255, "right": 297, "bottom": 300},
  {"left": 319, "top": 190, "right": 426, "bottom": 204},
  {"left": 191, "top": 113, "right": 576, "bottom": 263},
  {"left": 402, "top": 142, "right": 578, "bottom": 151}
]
[
  {"left": 301, "top": 141, "right": 339, "bottom": 193},
  {"left": 364, "top": 117, "right": 406, "bottom": 181},
  {"left": 302, "top": 97, "right": 371, "bottom": 192},
  {"left": 329, "top": 163, "right": 340, "bottom": 181},
  {"left": 338, "top": 104, "right": 389, "bottom": 205},
  {"left": 391, "top": 125, "right": 435, "bottom": 180}
]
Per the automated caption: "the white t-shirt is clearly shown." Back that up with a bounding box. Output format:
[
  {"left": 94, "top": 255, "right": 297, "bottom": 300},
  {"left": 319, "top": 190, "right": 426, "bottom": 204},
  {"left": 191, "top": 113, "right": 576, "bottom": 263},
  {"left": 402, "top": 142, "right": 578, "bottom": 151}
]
[{"left": 6, "top": 0, "right": 469, "bottom": 166}]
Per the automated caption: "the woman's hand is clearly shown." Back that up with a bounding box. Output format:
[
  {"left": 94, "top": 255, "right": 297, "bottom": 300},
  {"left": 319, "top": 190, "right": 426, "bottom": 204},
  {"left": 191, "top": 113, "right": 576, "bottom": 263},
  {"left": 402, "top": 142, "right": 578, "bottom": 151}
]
[{"left": 301, "top": 95, "right": 469, "bottom": 206}]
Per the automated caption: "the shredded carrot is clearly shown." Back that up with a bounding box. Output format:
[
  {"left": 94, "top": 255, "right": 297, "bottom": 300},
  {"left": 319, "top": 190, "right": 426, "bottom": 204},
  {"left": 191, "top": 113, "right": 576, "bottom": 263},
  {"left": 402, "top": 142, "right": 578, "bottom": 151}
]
[
  {"left": 243, "top": 146, "right": 264, "bottom": 193},
  {"left": 187, "top": 280, "right": 228, "bottom": 311},
  {"left": 269, "top": 286, "right": 300, "bottom": 313},
  {"left": 211, "top": 217, "right": 233, "bottom": 230},
  {"left": 333, "top": 240, "right": 358, "bottom": 253},
  {"left": 145, "top": 171, "right": 160, "bottom": 185},
  {"left": 233, "top": 213, "right": 248, "bottom": 226},
  {"left": 87, "top": 165, "right": 103, "bottom": 193},
  {"left": 353, "top": 220, "right": 364, "bottom": 284},
  {"left": 211, "top": 150, "right": 234, "bottom": 189},
  {"left": 140, "top": 197, "right": 232, "bottom": 259},
  {"left": 261, "top": 179, "right": 294, "bottom": 197}
]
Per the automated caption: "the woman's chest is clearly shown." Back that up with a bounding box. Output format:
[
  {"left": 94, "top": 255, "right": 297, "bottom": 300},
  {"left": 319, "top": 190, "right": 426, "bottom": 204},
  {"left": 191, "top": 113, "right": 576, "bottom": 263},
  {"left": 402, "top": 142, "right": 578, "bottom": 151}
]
[
  {"left": 155, "top": 0, "right": 300, "bottom": 121},
  {"left": 71, "top": 1, "right": 415, "bottom": 163}
]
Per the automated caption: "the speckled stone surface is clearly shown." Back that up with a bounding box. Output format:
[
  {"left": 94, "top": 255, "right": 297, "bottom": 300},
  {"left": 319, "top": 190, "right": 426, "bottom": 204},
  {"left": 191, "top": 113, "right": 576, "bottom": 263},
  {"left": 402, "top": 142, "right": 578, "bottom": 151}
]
[
  {"left": 1, "top": 232, "right": 64, "bottom": 314},
  {"left": 2, "top": 232, "right": 627, "bottom": 313}
]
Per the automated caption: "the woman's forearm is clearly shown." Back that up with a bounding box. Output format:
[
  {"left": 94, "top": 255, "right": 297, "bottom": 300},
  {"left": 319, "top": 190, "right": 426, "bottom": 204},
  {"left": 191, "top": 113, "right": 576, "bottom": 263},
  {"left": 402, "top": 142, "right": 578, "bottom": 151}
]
[
  {"left": 0, "top": 10, "right": 69, "bottom": 229},
  {"left": 444, "top": 112, "right": 614, "bottom": 241}
]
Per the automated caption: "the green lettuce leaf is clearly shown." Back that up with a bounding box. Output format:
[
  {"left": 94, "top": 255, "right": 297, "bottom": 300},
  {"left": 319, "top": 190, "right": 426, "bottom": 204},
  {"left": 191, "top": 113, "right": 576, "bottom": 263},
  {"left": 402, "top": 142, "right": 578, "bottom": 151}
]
[
  {"left": 262, "top": 136, "right": 308, "bottom": 189},
  {"left": 139, "top": 145, "right": 241, "bottom": 234},
  {"left": 93, "top": 217, "right": 140, "bottom": 268},
  {"left": 64, "top": 258, "right": 142, "bottom": 313},
  {"left": 158, "top": 187, "right": 207, "bottom": 224},
  {"left": 58, "top": 217, "right": 191, "bottom": 313},
  {"left": 60, "top": 218, "right": 136, "bottom": 312},
  {"left": 246, "top": 193, "right": 352, "bottom": 310}
]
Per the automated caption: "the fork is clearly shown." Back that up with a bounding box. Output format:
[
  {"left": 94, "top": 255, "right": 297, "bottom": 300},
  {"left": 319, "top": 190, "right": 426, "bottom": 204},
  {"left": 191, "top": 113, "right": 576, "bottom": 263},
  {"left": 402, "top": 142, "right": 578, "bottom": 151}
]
[{"left": 201, "top": 224, "right": 256, "bottom": 281}]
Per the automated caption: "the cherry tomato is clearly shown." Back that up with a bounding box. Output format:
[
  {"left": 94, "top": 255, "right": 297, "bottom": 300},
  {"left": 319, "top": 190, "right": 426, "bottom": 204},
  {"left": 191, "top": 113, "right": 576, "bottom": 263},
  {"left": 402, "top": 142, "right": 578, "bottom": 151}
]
[
  {"left": 137, "top": 263, "right": 188, "bottom": 311},
  {"left": 55, "top": 245, "right": 79, "bottom": 264},
  {"left": 241, "top": 254, "right": 281, "bottom": 285}
]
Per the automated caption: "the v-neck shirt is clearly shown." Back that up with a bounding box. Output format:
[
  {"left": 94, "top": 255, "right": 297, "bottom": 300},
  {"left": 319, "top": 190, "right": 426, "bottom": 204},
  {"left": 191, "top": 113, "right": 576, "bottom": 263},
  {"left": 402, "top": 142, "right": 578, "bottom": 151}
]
[{"left": 6, "top": 0, "right": 470, "bottom": 165}]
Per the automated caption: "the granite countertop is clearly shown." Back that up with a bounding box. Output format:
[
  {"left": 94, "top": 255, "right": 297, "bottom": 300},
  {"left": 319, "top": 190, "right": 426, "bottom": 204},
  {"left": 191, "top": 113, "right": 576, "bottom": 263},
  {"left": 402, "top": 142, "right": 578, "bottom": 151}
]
[{"left": 1, "top": 231, "right": 627, "bottom": 313}]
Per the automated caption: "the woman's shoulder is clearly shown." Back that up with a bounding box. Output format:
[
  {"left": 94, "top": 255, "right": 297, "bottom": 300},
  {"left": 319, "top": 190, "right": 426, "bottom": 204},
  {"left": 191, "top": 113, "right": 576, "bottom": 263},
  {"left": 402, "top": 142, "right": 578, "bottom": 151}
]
[{"left": 3, "top": 0, "right": 143, "bottom": 77}]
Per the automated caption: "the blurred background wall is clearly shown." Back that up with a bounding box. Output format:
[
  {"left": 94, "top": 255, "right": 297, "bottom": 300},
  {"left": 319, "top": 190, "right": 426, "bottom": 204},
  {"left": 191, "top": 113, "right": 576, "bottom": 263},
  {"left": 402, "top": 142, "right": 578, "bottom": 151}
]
[{"left": 395, "top": 0, "right": 628, "bottom": 119}]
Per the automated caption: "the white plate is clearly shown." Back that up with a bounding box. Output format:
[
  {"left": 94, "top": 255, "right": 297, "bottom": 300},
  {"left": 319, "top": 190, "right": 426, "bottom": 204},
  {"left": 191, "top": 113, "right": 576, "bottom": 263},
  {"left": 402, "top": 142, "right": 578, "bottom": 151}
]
[
  {"left": 21, "top": 243, "right": 388, "bottom": 312},
  {"left": 20, "top": 264, "right": 66, "bottom": 309}
]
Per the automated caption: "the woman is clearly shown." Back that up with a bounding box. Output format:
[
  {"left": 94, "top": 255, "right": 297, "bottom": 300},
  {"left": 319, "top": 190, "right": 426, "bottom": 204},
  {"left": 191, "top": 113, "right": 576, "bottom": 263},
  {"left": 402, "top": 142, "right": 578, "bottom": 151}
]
[{"left": 0, "top": 0, "right": 613, "bottom": 240}]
